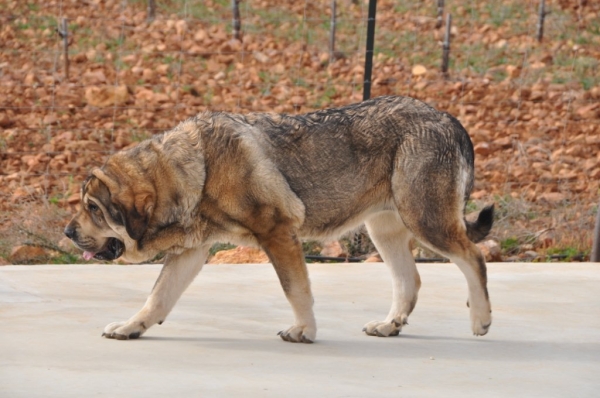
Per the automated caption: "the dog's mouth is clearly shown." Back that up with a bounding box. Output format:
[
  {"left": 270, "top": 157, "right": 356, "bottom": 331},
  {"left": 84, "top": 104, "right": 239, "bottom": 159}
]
[{"left": 83, "top": 238, "right": 125, "bottom": 261}]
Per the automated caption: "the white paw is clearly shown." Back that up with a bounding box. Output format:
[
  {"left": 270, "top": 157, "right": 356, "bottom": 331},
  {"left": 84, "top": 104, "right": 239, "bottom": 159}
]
[
  {"left": 102, "top": 321, "right": 148, "bottom": 340},
  {"left": 362, "top": 320, "right": 402, "bottom": 337},
  {"left": 278, "top": 325, "right": 316, "bottom": 344},
  {"left": 471, "top": 313, "right": 492, "bottom": 336},
  {"left": 468, "top": 298, "right": 492, "bottom": 336}
]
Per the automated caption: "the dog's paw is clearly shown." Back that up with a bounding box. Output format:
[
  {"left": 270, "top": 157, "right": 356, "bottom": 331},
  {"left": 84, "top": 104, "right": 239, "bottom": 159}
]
[
  {"left": 102, "top": 321, "right": 147, "bottom": 340},
  {"left": 471, "top": 315, "right": 492, "bottom": 336},
  {"left": 362, "top": 320, "right": 402, "bottom": 337},
  {"left": 469, "top": 301, "right": 492, "bottom": 336},
  {"left": 278, "top": 325, "right": 316, "bottom": 344}
]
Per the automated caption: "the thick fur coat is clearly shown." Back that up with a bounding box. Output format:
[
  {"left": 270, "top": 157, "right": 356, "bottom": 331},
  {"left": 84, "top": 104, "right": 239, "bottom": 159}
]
[{"left": 65, "top": 96, "right": 493, "bottom": 343}]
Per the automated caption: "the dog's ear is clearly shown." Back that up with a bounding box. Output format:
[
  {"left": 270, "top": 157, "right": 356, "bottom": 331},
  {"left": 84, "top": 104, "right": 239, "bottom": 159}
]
[
  {"left": 91, "top": 168, "right": 154, "bottom": 241},
  {"left": 117, "top": 190, "right": 154, "bottom": 241},
  {"left": 91, "top": 168, "right": 120, "bottom": 195}
]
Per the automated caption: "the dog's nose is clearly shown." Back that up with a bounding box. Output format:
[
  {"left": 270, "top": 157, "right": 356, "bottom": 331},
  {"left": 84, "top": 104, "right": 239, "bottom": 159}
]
[{"left": 64, "top": 225, "right": 76, "bottom": 240}]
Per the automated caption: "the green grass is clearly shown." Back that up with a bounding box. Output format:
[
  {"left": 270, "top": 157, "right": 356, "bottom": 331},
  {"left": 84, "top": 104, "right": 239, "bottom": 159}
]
[
  {"left": 500, "top": 237, "right": 520, "bottom": 254},
  {"left": 546, "top": 247, "right": 587, "bottom": 262},
  {"left": 130, "top": 129, "right": 151, "bottom": 142},
  {"left": 136, "top": 0, "right": 231, "bottom": 20},
  {"left": 48, "top": 195, "right": 63, "bottom": 205},
  {"left": 49, "top": 253, "right": 81, "bottom": 264},
  {"left": 486, "top": 3, "right": 528, "bottom": 29},
  {"left": 209, "top": 243, "right": 236, "bottom": 256},
  {"left": 465, "top": 201, "right": 479, "bottom": 214},
  {"left": 312, "top": 85, "right": 337, "bottom": 108},
  {"left": 302, "top": 241, "right": 323, "bottom": 256}
]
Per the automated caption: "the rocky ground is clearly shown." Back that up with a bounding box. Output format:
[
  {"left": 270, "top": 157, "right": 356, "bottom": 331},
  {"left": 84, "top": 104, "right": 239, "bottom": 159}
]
[{"left": 0, "top": 0, "right": 599, "bottom": 264}]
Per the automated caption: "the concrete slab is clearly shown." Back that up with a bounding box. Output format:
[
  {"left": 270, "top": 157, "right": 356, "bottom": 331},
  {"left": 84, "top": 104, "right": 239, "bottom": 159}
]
[{"left": 1, "top": 262, "right": 599, "bottom": 397}]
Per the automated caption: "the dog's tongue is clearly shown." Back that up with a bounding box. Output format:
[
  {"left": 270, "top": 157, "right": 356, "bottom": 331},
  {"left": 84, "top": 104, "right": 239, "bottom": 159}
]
[{"left": 83, "top": 251, "right": 96, "bottom": 261}]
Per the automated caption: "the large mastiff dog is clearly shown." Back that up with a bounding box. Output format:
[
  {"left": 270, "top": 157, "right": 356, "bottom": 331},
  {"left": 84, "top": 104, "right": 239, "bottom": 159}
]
[{"left": 65, "top": 95, "right": 494, "bottom": 343}]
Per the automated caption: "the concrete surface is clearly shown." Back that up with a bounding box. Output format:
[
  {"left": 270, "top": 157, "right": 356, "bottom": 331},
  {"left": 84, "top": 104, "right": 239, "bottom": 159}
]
[{"left": 1, "top": 262, "right": 599, "bottom": 397}]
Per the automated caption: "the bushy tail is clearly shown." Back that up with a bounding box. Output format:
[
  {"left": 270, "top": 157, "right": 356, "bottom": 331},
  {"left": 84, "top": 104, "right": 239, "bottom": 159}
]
[{"left": 465, "top": 204, "right": 494, "bottom": 243}]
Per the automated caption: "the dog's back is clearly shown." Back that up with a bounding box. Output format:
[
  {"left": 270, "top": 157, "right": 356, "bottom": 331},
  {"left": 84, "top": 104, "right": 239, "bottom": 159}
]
[{"left": 239, "top": 96, "right": 478, "bottom": 239}]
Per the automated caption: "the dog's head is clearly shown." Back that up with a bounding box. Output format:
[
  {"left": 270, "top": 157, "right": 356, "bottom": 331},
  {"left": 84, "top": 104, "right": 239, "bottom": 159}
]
[{"left": 64, "top": 162, "right": 156, "bottom": 263}]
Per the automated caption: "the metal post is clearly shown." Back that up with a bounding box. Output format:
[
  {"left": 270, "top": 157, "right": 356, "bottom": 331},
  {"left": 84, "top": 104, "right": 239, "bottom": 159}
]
[
  {"left": 57, "top": 18, "right": 69, "bottom": 80},
  {"left": 441, "top": 13, "right": 451, "bottom": 77},
  {"left": 436, "top": 0, "right": 444, "bottom": 29},
  {"left": 232, "top": 0, "right": 242, "bottom": 41},
  {"left": 329, "top": 0, "right": 337, "bottom": 62},
  {"left": 536, "top": 0, "right": 546, "bottom": 42},
  {"left": 592, "top": 201, "right": 600, "bottom": 262},
  {"left": 148, "top": 0, "right": 156, "bottom": 22},
  {"left": 363, "top": 0, "right": 377, "bottom": 101}
]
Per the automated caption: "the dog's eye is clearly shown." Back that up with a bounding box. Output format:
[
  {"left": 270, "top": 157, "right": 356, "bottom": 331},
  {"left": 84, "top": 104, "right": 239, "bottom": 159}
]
[{"left": 88, "top": 202, "right": 99, "bottom": 212}]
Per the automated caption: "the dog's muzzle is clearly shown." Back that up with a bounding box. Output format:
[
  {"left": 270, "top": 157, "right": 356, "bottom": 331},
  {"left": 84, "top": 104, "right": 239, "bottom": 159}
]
[{"left": 83, "top": 238, "right": 125, "bottom": 261}]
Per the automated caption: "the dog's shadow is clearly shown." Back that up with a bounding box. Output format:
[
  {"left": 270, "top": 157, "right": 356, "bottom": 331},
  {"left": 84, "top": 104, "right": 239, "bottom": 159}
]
[{"left": 139, "top": 334, "right": 598, "bottom": 363}]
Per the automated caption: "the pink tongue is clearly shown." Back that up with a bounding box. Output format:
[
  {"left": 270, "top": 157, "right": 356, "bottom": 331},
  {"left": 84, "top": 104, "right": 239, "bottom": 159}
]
[{"left": 83, "top": 251, "right": 95, "bottom": 261}]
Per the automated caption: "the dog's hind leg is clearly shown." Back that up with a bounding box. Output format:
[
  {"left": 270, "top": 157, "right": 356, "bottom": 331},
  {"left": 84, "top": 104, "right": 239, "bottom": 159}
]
[
  {"left": 445, "top": 243, "right": 491, "bottom": 336},
  {"left": 362, "top": 211, "right": 420, "bottom": 337},
  {"left": 415, "top": 231, "right": 491, "bottom": 336},
  {"left": 102, "top": 245, "right": 209, "bottom": 340},
  {"left": 396, "top": 192, "right": 492, "bottom": 336},
  {"left": 258, "top": 225, "right": 317, "bottom": 344}
]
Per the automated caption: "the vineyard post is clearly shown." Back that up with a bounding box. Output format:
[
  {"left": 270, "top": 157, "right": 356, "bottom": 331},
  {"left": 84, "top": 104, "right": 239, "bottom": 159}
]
[
  {"left": 232, "top": 0, "right": 242, "bottom": 41},
  {"left": 441, "top": 13, "right": 451, "bottom": 77},
  {"left": 592, "top": 201, "right": 600, "bottom": 262},
  {"left": 57, "top": 18, "right": 69, "bottom": 80},
  {"left": 363, "top": 0, "right": 377, "bottom": 100},
  {"left": 436, "top": 0, "right": 444, "bottom": 29},
  {"left": 148, "top": 0, "right": 156, "bottom": 22},
  {"left": 329, "top": 0, "right": 337, "bottom": 62}
]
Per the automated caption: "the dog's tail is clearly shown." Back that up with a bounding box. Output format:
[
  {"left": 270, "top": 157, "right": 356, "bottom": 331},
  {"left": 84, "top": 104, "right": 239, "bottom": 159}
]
[{"left": 465, "top": 204, "right": 494, "bottom": 243}]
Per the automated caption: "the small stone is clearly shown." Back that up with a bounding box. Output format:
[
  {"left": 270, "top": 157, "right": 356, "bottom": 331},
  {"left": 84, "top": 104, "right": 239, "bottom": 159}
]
[
  {"left": 193, "top": 29, "right": 207, "bottom": 42},
  {"left": 477, "top": 240, "right": 502, "bottom": 262},
  {"left": 208, "top": 246, "right": 269, "bottom": 264},
  {"left": 576, "top": 103, "right": 599, "bottom": 120},
  {"left": 474, "top": 142, "right": 491, "bottom": 156},
  {"left": 0, "top": 112, "right": 13, "bottom": 128},
  {"left": 85, "top": 85, "right": 129, "bottom": 107},
  {"left": 43, "top": 114, "right": 58, "bottom": 125},
  {"left": 320, "top": 241, "right": 347, "bottom": 258},
  {"left": 522, "top": 250, "right": 539, "bottom": 259},
  {"left": 58, "top": 237, "right": 76, "bottom": 252},
  {"left": 142, "top": 69, "right": 155, "bottom": 81},
  {"left": 67, "top": 193, "right": 81, "bottom": 204},
  {"left": 290, "top": 96, "right": 306, "bottom": 106},
  {"left": 506, "top": 65, "right": 521, "bottom": 79},
  {"left": 411, "top": 64, "right": 427, "bottom": 76},
  {"left": 471, "top": 190, "right": 488, "bottom": 200},
  {"left": 537, "top": 192, "right": 565, "bottom": 203},
  {"left": 24, "top": 73, "right": 37, "bottom": 86},
  {"left": 253, "top": 51, "right": 269, "bottom": 64},
  {"left": 9, "top": 245, "right": 48, "bottom": 264},
  {"left": 536, "top": 229, "right": 555, "bottom": 249},
  {"left": 364, "top": 253, "right": 382, "bottom": 263}
]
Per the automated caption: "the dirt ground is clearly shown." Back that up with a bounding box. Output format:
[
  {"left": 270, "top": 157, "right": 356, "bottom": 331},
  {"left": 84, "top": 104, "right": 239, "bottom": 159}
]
[{"left": 0, "top": 0, "right": 599, "bottom": 264}]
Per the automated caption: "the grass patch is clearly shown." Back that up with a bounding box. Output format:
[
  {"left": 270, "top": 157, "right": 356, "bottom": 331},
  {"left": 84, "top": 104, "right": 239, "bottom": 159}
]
[
  {"left": 49, "top": 253, "right": 81, "bottom": 264},
  {"left": 500, "top": 237, "right": 520, "bottom": 255},
  {"left": 546, "top": 247, "right": 587, "bottom": 262},
  {"left": 209, "top": 243, "right": 236, "bottom": 256}
]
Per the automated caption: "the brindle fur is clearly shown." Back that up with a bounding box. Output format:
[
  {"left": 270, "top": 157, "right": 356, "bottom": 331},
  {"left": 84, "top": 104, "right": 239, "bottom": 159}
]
[{"left": 65, "top": 95, "right": 494, "bottom": 343}]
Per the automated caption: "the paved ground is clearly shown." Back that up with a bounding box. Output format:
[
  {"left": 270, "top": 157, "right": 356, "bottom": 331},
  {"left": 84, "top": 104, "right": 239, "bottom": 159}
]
[{"left": 1, "top": 262, "right": 599, "bottom": 397}]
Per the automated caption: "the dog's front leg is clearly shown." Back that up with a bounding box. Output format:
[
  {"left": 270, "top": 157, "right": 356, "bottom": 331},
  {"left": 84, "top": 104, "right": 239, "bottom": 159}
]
[
  {"left": 260, "top": 227, "right": 316, "bottom": 344},
  {"left": 102, "top": 246, "right": 209, "bottom": 340}
]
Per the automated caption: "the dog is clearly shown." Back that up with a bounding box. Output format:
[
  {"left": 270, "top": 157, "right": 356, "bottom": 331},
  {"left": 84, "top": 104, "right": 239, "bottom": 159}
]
[{"left": 65, "top": 95, "right": 494, "bottom": 343}]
